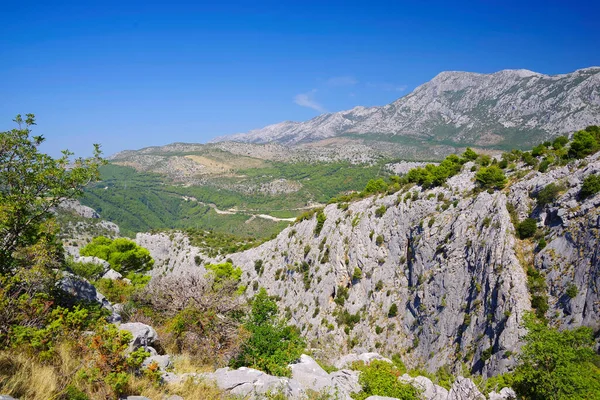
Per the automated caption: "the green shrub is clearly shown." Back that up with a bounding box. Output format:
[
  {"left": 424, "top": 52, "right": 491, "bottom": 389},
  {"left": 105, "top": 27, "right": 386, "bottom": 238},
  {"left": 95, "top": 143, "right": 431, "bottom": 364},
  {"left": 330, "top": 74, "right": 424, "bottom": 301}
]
[
  {"left": 566, "top": 284, "right": 579, "bottom": 299},
  {"left": 552, "top": 135, "right": 569, "bottom": 149},
  {"left": 511, "top": 316, "right": 600, "bottom": 400},
  {"left": 80, "top": 236, "right": 154, "bottom": 274},
  {"left": 462, "top": 148, "right": 478, "bottom": 161},
  {"left": 352, "top": 267, "right": 363, "bottom": 281},
  {"left": 569, "top": 128, "right": 600, "bottom": 159},
  {"left": 536, "top": 182, "right": 562, "bottom": 206},
  {"left": 69, "top": 260, "right": 105, "bottom": 280},
  {"left": 428, "top": 217, "right": 435, "bottom": 228},
  {"left": 231, "top": 288, "right": 305, "bottom": 377},
  {"left": 314, "top": 210, "right": 326, "bottom": 236},
  {"left": 364, "top": 178, "right": 389, "bottom": 195},
  {"left": 475, "top": 166, "right": 507, "bottom": 190},
  {"left": 580, "top": 174, "right": 600, "bottom": 198},
  {"left": 388, "top": 304, "right": 398, "bottom": 318},
  {"left": 375, "top": 235, "right": 384, "bottom": 246},
  {"left": 517, "top": 218, "right": 537, "bottom": 239},
  {"left": 351, "top": 360, "right": 419, "bottom": 400},
  {"left": 335, "top": 286, "right": 349, "bottom": 306},
  {"left": 205, "top": 261, "right": 242, "bottom": 289},
  {"left": 375, "top": 205, "right": 387, "bottom": 218}
]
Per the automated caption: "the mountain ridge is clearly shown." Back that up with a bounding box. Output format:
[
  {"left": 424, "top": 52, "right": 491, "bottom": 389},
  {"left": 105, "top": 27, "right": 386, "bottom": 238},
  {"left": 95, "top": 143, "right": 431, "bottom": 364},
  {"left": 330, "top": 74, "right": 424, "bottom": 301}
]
[{"left": 211, "top": 67, "right": 600, "bottom": 148}]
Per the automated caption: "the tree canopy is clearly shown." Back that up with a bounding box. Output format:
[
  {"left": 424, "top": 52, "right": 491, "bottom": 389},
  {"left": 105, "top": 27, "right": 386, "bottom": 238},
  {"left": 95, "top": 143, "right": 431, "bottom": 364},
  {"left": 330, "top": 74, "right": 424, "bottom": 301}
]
[
  {"left": 80, "top": 236, "right": 154, "bottom": 274},
  {"left": 0, "top": 114, "right": 104, "bottom": 273}
]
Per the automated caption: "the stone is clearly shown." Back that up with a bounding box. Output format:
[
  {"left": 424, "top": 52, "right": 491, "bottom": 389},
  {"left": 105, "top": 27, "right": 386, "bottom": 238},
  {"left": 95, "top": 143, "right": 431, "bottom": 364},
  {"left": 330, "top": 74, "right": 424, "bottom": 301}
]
[
  {"left": 488, "top": 387, "right": 517, "bottom": 400},
  {"left": 205, "top": 367, "right": 304, "bottom": 399},
  {"left": 334, "top": 353, "right": 392, "bottom": 369},
  {"left": 290, "top": 354, "right": 331, "bottom": 392},
  {"left": 399, "top": 374, "right": 448, "bottom": 400},
  {"left": 330, "top": 369, "right": 361, "bottom": 395},
  {"left": 102, "top": 268, "right": 123, "bottom": 280},
  {"left": 119, "top": 322, "right": 158, "bottom": 352},
  {"left": 447, "top": 376, "right": 485, "bottom": 400},
  {"left": 142, "top": 354, "right": 171, "bottom": 370},
  {"left": 0, "top": 396, "right": 17, "bottom": 400},
  {"left": 56, "top": 272, "right": 113, "bottom": 312}
]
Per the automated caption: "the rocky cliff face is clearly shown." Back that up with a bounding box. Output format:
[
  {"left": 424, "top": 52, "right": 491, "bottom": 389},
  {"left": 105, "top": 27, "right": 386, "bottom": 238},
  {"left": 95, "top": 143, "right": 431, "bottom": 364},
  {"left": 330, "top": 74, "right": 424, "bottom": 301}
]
[
  {"left": 216, "top": 67, "right": 600, "bottom": 148},
  {"left": 138, "top": 153, "right": 600, "bottom": 377}
]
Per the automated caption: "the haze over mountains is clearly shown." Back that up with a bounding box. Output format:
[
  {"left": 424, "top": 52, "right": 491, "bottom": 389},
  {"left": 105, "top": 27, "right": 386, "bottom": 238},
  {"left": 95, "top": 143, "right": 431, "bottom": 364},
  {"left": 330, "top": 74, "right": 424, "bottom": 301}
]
[{"left": 212, "top": 67, "right": 600, "bottom": 151}]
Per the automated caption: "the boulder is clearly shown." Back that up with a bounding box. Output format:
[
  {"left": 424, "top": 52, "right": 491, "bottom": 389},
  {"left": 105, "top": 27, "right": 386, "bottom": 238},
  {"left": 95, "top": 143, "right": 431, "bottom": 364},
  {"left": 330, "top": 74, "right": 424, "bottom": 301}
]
[
  {"left": 142, "top": 354, "right": 172, "bottom": 371},
  {"left": 330, "top": 369, "right": 361, "bottom": 395},
  {"left": 399, "top": 374, "right": 449, "bottom": 400},
  {"left": 102, "top": 268, "right": 123, "bottom": 280},
  {"left": 290, "top": 354, "right": 332, "bottom": 392},
  {"left": 119, "top": 322, "right": 158, "bottom": 352},
  {"left": 447, "top": 376, "right": 485, "bottom": 400},
  {"left": 56, "top": 272, "right": 113, "bottom": 312},
  {"left": 0, "top": 396, "right": 17, "bottom": 400},
  {"left": 205, "top": 367, "right": 304, "bottom": 399},
  {"left": 488, "top": 387, "right": 517, "bottom": 400}
]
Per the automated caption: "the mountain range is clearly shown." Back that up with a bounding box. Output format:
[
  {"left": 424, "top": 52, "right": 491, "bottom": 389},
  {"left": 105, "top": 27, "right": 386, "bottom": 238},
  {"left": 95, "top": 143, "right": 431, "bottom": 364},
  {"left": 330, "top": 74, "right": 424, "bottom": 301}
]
[{"left": 213, "top": 67, "right": 600, "bottom": 151}]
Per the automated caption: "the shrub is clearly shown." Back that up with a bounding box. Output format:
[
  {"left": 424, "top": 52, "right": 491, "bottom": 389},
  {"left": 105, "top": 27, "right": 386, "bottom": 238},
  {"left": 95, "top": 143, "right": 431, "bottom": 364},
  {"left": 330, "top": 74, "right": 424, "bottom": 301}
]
[
  {"left": 580, "top": 174, "right": 600, "bottom": 198},
  {"left": 517, "top": 218, "right": 537, "bottom": 239},
  {"left": 475, "top": 166, "right": 507, "bottom": 190},
  {"left": 428, "top": 217, "right": 435, "bottom": 228},
  {"left": 566, "top": 284, "right": 578, "bottom": 299},
  {"left": 69, "top": 260, "right": 105, "bottom": 280},
  {"left": 511, "top": 316, "right": 600, "bottom": 400},
  {"left": 335, "top": 286, "right": 349, "bottom": 306},
  {"left": 375, "top": 205, "right": 387, "bottom": 218},
  {"left": 375, "top": 235, "right": 384, "bottom": 246},
  {"left": 80, "top": 236, "right": 154, "bottom": 274},
  {"left": 352, "top": 267, "right": 363, "bottom": 281},
  {"left": 552, "top": 135, "right": 569, "bottom": 149},
  {"left": 314, "top": 210, "right": 326, "bottom": 236},
  {"left": 364, "top": 178, "right": 389, "bottom": 195},
  {"left": 536, "top": 182, "right": 562, "bottom": 206},
  {"left": 231, "top": 288, "right": 305, "bottom": 377},
  {"left": 388, "top": 304, "right": 398, "bottom": 318},
  {"left": 204, "top": 261, "right": 242, "bottom": 289},
  {"left": 569, "top": 129, "right": 600, "bottom": 159},
  {"left": 462, "top": 147, "right": 478, "bottom": 161},
  {"left": 351, "top": 360, "right": 419, "bottom": 400}
]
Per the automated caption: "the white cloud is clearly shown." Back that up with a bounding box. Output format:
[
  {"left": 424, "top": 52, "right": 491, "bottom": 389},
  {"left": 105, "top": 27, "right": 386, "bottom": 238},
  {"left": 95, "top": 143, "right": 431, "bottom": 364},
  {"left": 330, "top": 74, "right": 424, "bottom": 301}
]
[
  {"left": 367, "top": 82, "right": 407, "bottom": 92},
  {"left": 326, "top": 76, "right": 358, "bottom": 86},
  {"left": 294, "top": 89, "right": 326, "bottom": 113}
]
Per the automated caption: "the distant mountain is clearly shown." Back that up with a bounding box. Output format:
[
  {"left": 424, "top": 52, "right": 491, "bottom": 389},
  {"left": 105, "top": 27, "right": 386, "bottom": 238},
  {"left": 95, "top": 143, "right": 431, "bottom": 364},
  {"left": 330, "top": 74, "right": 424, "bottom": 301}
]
[{"left": 214, "top": 67, "right": 600, "bottom": 149}]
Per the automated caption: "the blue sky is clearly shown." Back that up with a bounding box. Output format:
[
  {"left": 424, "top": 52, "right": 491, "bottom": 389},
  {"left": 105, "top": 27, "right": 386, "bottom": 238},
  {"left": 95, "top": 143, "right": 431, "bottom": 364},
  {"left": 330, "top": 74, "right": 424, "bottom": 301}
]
[{"left": 1, "top": 0, "right": 599, "bottom": 157}]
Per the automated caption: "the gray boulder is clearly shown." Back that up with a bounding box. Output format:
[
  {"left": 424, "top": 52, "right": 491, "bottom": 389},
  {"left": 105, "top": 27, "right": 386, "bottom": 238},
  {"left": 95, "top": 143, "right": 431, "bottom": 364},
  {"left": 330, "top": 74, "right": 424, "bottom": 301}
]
[
  {"left": 142, "top": 354, "right": 172, "bottom": 371},
  {"left": 0, "top": 396, "right": 17, "bottom": 400},
  {"left": 399, "top": 374, "right": 448, "bottom": 400},
  {"left": 488, "top": 387, "right": 517, "bottom": 400},
  {"left": 447, "top": 376, "right": 485, "bottom": 400},
  {"left": 102, "top": 268, "right": 123, "bottom": 280},
  {"left": 290, "top": 354, "right": 332, "bottom": 392},
  {"left": 119, "top": 322, "right": 158, "bottom": 353},
  {"left": 57, "top": 272, "right": 112, "bottom": 312},
  {"left": 331, "top": 369, "right": 361, "bottom": 396},
  {"left": 205, "top": 367, "right": 304, "bottom": 399}
]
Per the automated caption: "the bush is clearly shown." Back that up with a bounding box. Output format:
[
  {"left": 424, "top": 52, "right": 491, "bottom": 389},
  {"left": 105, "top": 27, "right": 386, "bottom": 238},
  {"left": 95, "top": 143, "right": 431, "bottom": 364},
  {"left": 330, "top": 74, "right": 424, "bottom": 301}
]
[
  {"left": 352, "top": 267, "right": 363, "bottom": 281},
  {"left": 314, "top": 210, "right": 326, "bottom": 236},
  {"left": 475, "top": 166, "right": 507, "bottom": 190},
  {"left": 388, "top": 304, "right": 398, "bottom": 318},
  {"left": 351, "top": 360, "right": 419, "bottom": 400},
  {"left": 580, "top": 174, "right": 600, "bottom": 198},
  {"left": 566, "top": 284, "right": 578, "bottom": 299},
  {"left": 569, "top": 129, "right": 600, "bottom": 159},
  {"left": 536, "top": 183, "right": 562, "bottom": 206},
  {"left": 462, "top": 147, "right": 478, "bottom": 161},
  {"left": 375, "top": 235, "right": 384, "bottom": 246},
  {"left": 512, "top": 316, "right": 600, "bottom": 400},
  {"left": 80, "top": 236, "right": 154, "bottom": 274},
  {"left": 231, "top": 288, "right": 305, "bottom": 377},
  {"left": 517, "top": 218, "right": 537, "bottom": 239},
  {"left": 69, "top": 260, "right": 105, "bottom": 280},
  {"left": 375, "top": 205, "right": 387, "bottom": 218}
]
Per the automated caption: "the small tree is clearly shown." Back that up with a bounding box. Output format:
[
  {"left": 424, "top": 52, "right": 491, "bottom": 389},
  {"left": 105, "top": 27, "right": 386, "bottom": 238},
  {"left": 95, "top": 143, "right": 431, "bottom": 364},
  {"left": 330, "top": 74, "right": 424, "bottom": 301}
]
[
  {"left": 475, "top": 166, "right": 507, "bottom": 190},
  {"left": 462, "top": 147, "right": 478, "bottom": 161},
  {"left": 0, "top": 115, "right": 104, "bottom": 273},
  {"left": 517, "top": 218, "right": 537, "bottom": 239},
  {"left": 80, "top": 236, "right": 154, "bottom": 274},
  {"left": 536, "top": 183, "right": 562, "bottom": 206},
  {"left": 580, "top": 174, "right": 600, "bottom": 199}
]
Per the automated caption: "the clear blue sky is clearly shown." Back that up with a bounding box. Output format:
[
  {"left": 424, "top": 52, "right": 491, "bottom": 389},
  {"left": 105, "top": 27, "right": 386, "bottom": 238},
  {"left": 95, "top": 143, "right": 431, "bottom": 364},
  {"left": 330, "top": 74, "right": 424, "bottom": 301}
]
[{"left": 1, "top": 0, "right": 599, "bottom": 157}]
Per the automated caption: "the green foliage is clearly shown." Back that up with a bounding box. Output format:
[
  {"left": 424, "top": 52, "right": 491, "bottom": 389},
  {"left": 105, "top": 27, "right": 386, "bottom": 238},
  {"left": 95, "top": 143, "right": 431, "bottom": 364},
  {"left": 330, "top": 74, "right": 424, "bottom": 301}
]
[
  {"left": 375, "top": 235, "right": 384, "bottom": 246},
  {"left": 351, "top": 360, "right": 420, "bottom": 400},
  {"left": 388, "top": 303, "right": 398, "bottom": 318},
  {"left": 185, "top": 228, "right": 267, "bottom": 258},
  {"left": 334, "top": 286, "right": 349, "bottom": 306},
  {"left": 517, "top": 218, "right": 537, "bottom": 239},
  {"left": 232, "top": 288, "right": 305, "bottom": 377},
  {"left": 0, "top": 115, "right": 104, "bottom": 273},
  {"left": 205, "top": 262, "right": 242, "bottom": 289},
  {"left": 580, "top": 174, "right": 600, "bottom": 199},
  {"left": 364, "top": 178, "right": 389, "bottom": 194},
  {"left": 552, "top": 135, "right": 569, "bottom": 149},
  {"left": 569, "top": 127, "right": 600, "bottom": 159},
  {"left": 314, "top": 210, "right": 327, "bottom": 236},
  {"left": 68, "top": 260, "right": 105, "bottom": 280},
  {"left": 511, "top": 316, "right": 600, "bottom": 400},
  {"left": 566, "top": 284, "right": 579, "bottom": 299},
  {"left": 536, "top": 183, "right": 562, "bottom": 206},
  {"left": 475, "top": 166, "right": 507, "bottom": 190},
  {"left": 406, "top": 155, "right": 463, "bottom": 188},
  {"left": 527, "top": 267, "right": 548, "bottom": 320},
  {"left": 352, "top": 267, "right": 363, "bottom": 281},
  {"left": 94, "top": 273, "right": 150, "bottom": 303},
  {"left": 462, "top": 147, "right": 478, "bottom": 161},
  {"left": 80, "top": 236, "right": 154, "bottom": 274},
  {"left": 375, "top": 205, "right": 387, "bottom": 218}
]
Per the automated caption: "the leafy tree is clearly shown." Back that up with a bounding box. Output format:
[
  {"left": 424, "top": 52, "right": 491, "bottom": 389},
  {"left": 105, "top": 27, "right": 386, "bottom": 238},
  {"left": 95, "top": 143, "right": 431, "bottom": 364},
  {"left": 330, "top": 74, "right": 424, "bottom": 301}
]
[
  {"left": 512, "top": 316, "right": 600, "bottom": 400},
  {"left": 569, "top": 129, "right": 599, "bottom": 159},
  {"left": 475, "top": 166, "right": 507, "bottom": 190},
  {"left": 517, "top": 218, "right": 537, "bottom": 239},
  {"left": 580, "top": 174, "right": 600, "bottom": 199},
  {"left": 80, "top": 236, "right": 154, "bottom": 274},
  {"left": 0, "top": 114, "right": 104, "bottom": 273},
  {"left": 231, "top": 288, "right": 305, "bottom": 376},
  {"left": 462, "top": 147, "right": 478, "bottom": 161},
  {"left": 552, "top": 135, "right": 569, "bottom": 149},
  {"left": 314, "top": 209, "right": 326, "bottom": 235},
  {"left": 364, "top": 178, "right": 389, "bottom": 195}
]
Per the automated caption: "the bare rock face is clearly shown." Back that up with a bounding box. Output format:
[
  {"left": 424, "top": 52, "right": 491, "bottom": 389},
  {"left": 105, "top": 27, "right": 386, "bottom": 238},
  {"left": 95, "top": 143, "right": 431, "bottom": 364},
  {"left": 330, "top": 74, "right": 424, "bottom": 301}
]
[
  {"left": 447, "top": 376, "right": 485, "bottom": 400},
  {"left": 119, "top": 322, "right": 159, "bottom": 354},
  {"left": 139, "top": 152, "right": 600, "bottom": 378}
]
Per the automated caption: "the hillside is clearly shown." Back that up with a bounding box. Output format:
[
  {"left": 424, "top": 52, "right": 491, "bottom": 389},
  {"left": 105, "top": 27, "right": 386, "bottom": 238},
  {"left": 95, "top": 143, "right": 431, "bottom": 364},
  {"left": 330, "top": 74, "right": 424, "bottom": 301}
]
[
  {"left": 216, "top": 67, "right": 600, "bottom": 152},
  {"left": 138, "top": 128, "right": 600, "bottom": 377}
]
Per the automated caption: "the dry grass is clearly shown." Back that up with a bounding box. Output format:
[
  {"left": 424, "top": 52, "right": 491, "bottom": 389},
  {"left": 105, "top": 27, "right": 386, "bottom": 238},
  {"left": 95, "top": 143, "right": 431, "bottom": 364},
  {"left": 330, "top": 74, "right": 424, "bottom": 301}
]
[{"left": 0, "top": 351, "right": 58, "bottom": 400}]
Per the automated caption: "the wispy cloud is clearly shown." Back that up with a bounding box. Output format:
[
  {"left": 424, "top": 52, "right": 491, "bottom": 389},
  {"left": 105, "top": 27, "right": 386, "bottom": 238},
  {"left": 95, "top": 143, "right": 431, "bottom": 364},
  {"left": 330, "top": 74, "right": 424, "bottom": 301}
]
[
  {"left": 326, "top": 76, "right": 358, "bottom": 87},
  {"left": 294, "top": 89, "right": 326, "bottom": 112},
  {"left": 367, "top": 82, "right": 407, "bottom": 92}
]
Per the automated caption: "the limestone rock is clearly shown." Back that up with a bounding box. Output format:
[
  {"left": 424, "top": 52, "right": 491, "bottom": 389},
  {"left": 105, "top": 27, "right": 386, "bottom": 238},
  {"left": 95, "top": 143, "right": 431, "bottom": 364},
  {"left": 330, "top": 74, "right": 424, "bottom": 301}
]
[
  {"left": 447, "top": 376, "right": 485, "bottom": 400},
  {"left": 399, "top": 374, "right": 448, "bottom": 400},
  {"left": 142, "top": 354, "right": 171, "bottom": 371},
  {"left": 119, "top": 322, "right": 158, "bottom": 353},
  {"left": 102, "top": 268, "right": 123, "bottom": 280},
  {"left": 334, "top": 353, "right": 392, "bottom": 369},
  {"left": 76, "top": 256, "right": 110, "bottom": 271},
  {"left": 488, "top": 387, "right": 517, "bottom": 400}
]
